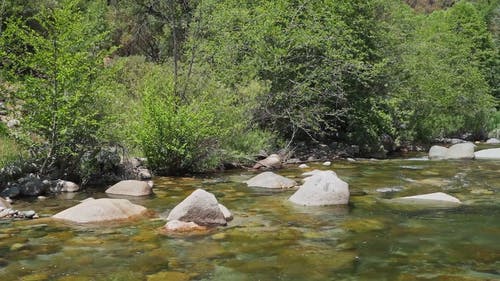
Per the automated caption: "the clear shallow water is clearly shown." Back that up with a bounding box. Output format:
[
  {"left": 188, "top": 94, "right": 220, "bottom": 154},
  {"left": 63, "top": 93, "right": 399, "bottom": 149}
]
[{"left": 1, "top": 158, "right": 499, "bottom": 281}]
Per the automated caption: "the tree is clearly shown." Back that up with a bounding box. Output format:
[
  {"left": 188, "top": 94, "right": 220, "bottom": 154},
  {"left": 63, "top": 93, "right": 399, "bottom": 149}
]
[
  {"left": 0, "top": 0, "right": 112, "bottom": 179},
  {"left": 190, "top": 0, "right": 389, "bottom": 149}
]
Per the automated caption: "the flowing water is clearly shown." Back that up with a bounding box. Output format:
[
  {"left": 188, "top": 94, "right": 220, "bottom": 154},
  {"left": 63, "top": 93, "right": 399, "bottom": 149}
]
[{"left": 1, "top": 156, "right": 499, "bottom": 281}]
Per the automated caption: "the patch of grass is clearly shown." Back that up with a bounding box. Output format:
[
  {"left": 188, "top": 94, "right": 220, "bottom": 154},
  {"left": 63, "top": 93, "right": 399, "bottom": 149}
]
[{"left": 0, "top": 135, "right": 23, "bottom": 168}]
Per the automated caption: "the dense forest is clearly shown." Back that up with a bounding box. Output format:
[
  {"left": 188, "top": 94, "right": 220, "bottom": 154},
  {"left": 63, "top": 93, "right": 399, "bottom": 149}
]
[{"left": 0, "top": 0, "right": 498, "bottom": 180}]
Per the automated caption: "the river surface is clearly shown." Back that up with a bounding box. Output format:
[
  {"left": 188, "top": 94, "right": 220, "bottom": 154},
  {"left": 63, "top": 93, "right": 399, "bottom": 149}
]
[{"left": 1, "top": 155, "right": 499, "bottom": 281}]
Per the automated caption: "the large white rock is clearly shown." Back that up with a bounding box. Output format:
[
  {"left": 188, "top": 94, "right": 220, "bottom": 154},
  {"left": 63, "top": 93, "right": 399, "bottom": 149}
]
[
  {"left": 245, "top": 172, "right": 297, "bottom": 189},
  {"left": 52, "top": 198, "right": 147, "bottom": 223},
  {"left": 445, "top": 142, "right": 475, "bottom": 160},
  {"left": 167, "top": 189, "right": 227, "bottom": 226},
  {"left": 289, "top": 170, "right": 349, "bottom": 206},
  {"left": 486, "top": 138, "right": 500, "bottom": 144},
  {"left": 428, "top": 145, "right": 449, "bottom": 160},
  {"left": 105, "top": 180, "right": 152, "bottom": 196},
  {"left": 396, "top": 192, "right": 461, "bottom": 204},
  {"left": 474, "top": 148, "right": 500, "bottom": 160}
]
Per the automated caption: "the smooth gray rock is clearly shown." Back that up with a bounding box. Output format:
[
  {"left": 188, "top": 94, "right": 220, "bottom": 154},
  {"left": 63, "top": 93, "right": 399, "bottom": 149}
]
[
  {"left": 105, "top": 180, "right": 152, "bottom": 196},
  {"left": 445, "top": 142, "right": 475, "bottom": 159},
  {"left": 474, "top": 148, "right": 500, "bottom": 160},
  {"left": 52, "top": 198, "right": 147, "bottom": 223},
  {"left": 428, "top": 145, "right": 448, "bottom": 160},
  {"left": 289, "top": 170, "right": 349, "bottom": 206},
  {"left": 245, "top": 172, "right": 297, "bottom": 189},
  {"left": 167, "top": 189, "right": 227, "bottom": 226},
  {"left": 486, "top": 138, "right": 500, "bottom": 144}
]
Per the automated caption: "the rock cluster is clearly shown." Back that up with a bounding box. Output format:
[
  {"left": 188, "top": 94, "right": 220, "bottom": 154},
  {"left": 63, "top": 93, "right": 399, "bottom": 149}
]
[
  {"left": 429, "top": 142, "right": 476, "bottom": 160},
  {"left": 429, "top": 142, "right": 500, "bottom": 160},
  {"left": 0, "top": 197, "right": 38, "bottom": 219}
]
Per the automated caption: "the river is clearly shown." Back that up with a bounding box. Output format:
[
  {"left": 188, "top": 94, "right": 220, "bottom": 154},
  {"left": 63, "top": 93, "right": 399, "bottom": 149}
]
[{"left": 1, "top": 156, "right": 499, "bottom": 280}]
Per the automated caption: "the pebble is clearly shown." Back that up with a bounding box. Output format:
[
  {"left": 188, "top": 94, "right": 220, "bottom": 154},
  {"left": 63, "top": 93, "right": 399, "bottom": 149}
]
[
  {"left": 298, "top": 164, "right": 309, "bottom": 169},
  {"left": 322, "top": 161, "right": 331, "bottom": 166}
]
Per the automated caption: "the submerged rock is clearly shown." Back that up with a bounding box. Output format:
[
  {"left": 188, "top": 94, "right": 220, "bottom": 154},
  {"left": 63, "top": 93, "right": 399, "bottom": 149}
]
[
  {"left": 393, "top": 192, "right": 461, "bottom": 204},
  {"left": 298, "top": 164, "right": 309, "bottom": 169},
  {"left": 52, "top": 198, "right": 147, "bottom": 223},
  {"left": 164, "top": 220, "right": 207, "bottom": 232},
  {"left": 474, "top": 148, "right": 500, "bottom": 160},
  {"left": 245, "top": 172, "right": 297, "bottom": 189},
  {"left": 105, "top": 180, "right": 152, "bottom": 196},
  {"left": 166, "top": 189, "right": 227, "bottom": 226},
  {"left": 289, "top": 170, "right": 349, "bottom": 206}
]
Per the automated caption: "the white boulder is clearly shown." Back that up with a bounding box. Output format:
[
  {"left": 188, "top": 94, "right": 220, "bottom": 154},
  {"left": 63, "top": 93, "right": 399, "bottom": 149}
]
[
  {"left": 445, "top": 142, "right": 475, "bottom": 160},
  {"left": 245, "top": 172, "right": 297, "bottom": 189},
  {"left": 395, "top": 192, "right": 461, "bottom": 204},
  {"left": 474, "top": 148, "right": 500, "bottom": 160},
  {"left": 105, "top": 180, "right": 152, "bottom": 196},
  {"left": 289, "top": 170, "right": 349, "bottom": 206},
  {"left": 52, "top": 198, "right": 147, "bottom": 223},
  {"left": 428, "top": 145, "right": 449, "bottom": 160},
  {"left": 167, "top": 189, "right": 227, "bottom": 226}
]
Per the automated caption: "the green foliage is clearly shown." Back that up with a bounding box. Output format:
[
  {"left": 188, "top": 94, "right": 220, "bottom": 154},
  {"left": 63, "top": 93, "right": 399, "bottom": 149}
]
[
  {"left": 0, "top": 0, "right": 113, "bottom": 178},
  {"left": 384, "top": 0, "right": 496, "bottom": 142},
  {"left": 191, "top": 0, "right": 389, "bottom": 147},
  {"left": 136, "top": 65, "right": 272, "bottom": 174}
]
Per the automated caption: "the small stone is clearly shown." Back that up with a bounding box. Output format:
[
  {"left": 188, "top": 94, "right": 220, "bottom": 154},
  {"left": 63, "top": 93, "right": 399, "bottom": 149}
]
[
  {"left": 298, "top": 164, "right": 309, "bottom": 169},
  {"left": 218, "top": 203, "right": 233, "bottom": 221},
  {"left": 322, "top": 161, "right": 331, "bottom": 166},
  {"left": 37, "top": 196, "right": 47, "bottom": 201},
  {"left": 347, "top": 158, "right": 356, "bottom": 162},
  {"left": 22, "top": 210, "right": 36, "bottom": 219}
]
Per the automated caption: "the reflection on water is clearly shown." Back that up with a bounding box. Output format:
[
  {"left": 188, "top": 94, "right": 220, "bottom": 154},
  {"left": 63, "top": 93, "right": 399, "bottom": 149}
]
[{"left": 1, "top": 158, "right": 499, "bottom": 280}]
